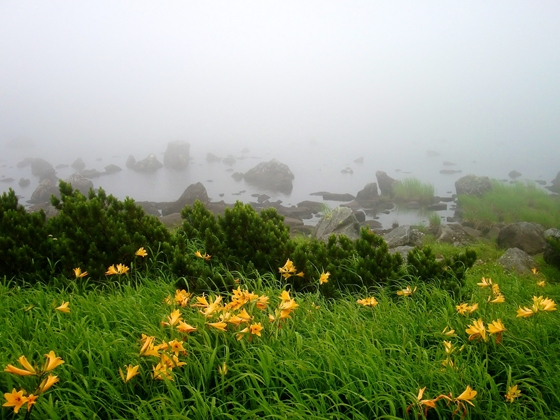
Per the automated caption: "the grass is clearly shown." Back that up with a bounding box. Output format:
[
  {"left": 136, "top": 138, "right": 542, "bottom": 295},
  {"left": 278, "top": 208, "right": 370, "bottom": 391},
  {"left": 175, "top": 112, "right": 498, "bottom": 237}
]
[
  {"left": 1, "top": 250, "right": 559, "bottom": 419},
  {"left": 393, "top": 178, "right": 436, "bottom": 206},
  {"left": 458, "top": 180, "right": 560, "bottom": 229}
]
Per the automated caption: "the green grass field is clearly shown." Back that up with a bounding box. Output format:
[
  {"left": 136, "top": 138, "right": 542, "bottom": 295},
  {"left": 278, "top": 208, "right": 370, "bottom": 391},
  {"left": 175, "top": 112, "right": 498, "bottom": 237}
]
[{"left": 2, "top": 247, "right": 559, "bottom": 419}]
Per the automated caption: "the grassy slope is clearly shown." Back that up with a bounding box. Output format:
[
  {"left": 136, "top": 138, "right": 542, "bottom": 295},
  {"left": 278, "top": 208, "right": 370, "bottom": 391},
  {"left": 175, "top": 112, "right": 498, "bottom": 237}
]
[{"left": 1, "top": 247, "right": 559, "bottom": 419}]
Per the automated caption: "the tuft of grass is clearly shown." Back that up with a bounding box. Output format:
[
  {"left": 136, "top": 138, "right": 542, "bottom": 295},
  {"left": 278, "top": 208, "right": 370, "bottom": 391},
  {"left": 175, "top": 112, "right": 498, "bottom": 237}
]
[
  {"left": 458, "top": 180, "right": 560, "bottom": 228},
  {"left": 393, "top": 178, "right": 435, "bottom": 205}
]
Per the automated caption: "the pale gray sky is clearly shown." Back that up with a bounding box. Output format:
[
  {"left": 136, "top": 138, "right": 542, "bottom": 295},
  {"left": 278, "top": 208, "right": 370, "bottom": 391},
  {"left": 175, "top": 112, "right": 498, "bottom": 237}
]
[{"left": 1, "top": 1, "right": 559, "bottom": 155}]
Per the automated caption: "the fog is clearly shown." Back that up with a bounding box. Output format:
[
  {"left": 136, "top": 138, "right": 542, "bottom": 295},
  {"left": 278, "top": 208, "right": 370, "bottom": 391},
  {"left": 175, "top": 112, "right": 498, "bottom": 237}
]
[{"left": 1, "top": 1, "right": 559, "bottom": 224}]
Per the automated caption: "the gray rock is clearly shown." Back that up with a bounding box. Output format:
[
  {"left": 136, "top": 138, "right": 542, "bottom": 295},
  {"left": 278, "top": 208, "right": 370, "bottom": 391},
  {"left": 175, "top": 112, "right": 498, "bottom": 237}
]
[
  {"left": 81, "top": 169, "right": 102, "bottom": 179},
  {"left": 162, "top": 182, "right": 209, "bottom": 216},
  {"left": 132, "top": 153, "right": 163, "bottom": 172},
  {"left": 455, "top": 174, "right": 492, "bottom": 197},
  {"left": 497, "top": 248, "right": 536, "bottom": 275},
  {"left": 497, "top": 222, "right": 546, "bottom": 255},
  {"left": 297, "top": 200, "right": 324, "bottom": 213},
  {"left": 508, "top": 170, "right": 522, "bottom": 179},
  {"left": 31, "top": 158, "right": 54, "bottom": 178},
  {"left": 312, "top": 207, "right": 361, "bottom": 241},
  {"left": 376, "top": 171, "right": 398, "bottom": 196},
  {"left": 243, "top": 159, "right": 294, "bottom": 194},
  {"left": 546, "top": 171, "right": 560, "bottom": 193},
  {"left": 435, "top": 224, "right": 477, "bottom": 246},
  {"left": 222, "top": 155, "right": 236, "bottom": 165},
  {"left": 17, "top": 157, "right": 35, "bottom": 168},
  {"left": 71, "top": 158, "right": 86, "bottom": 172},
  {"left": 543, "top": 228, "right": 560, "bottom": 268},
  {"left": 389, "top": 245, "right": 415, "bottom": 262},
  {"left": 65, "top": 173, "right": 94, "bottom": 195},
  {"left": 383, "top": 225, "right": 423, "bottom": 248},
  {"left": 18, "top": 178, "right": 30, "bottom": 187},
  {"left": 207, "top": 153, "right": 221, "bottom": 163},
  {"left": 356, "top": 183, "right": 379, "bottom": 204},
  {"left": 231, "top": 172, "right": 244, "bottom": 181},
  {"left": 322, "top": 192, "right": 355, "bottom": 202},
  {"left": 28, "top": 179, "right": 58, "bottom": 204},
  {"left": 126, "top": 155, "right": 136, "bottom": 169},
  {"left": 163, "top": 140, "right": 190, "bottom": 170},
  {"left": 427, "top": 202, "right": 447, "bottom": 211},
  {"left": 104, "top": 164, "right": 122, "bottom": 174}
]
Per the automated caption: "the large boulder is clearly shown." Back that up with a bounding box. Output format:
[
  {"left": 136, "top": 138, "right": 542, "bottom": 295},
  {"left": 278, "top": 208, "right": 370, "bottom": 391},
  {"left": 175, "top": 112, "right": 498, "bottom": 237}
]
[
  {"left": 312, "top": 206, "right": 361, "bottom": 242},
  {"left": 28, "top": 179, "right": 58, "bottom": 204},
  {"left": 30, "top": 158, "right": 54, "bottom": 179},
  {"left": 383, "top": 225, "right": 423, "bottom": 248},
  {"left": 497, "top": 247, "right": 536, "bottom": 275},
  {"left": 104, "top": 164, "right": 122, "bottom": 174},
  {"left": 243, "top": 159, "right": 294, "bottom": 194},
  {"left": 435, "top": 224, "right": 479, "bottom": 247},
  {"left": 497, "top": 222, "right": 546, "bottom": 255},
  {"left": 132, "top": 153, "right": 163, "bottom": 172},
  {"left": 162, "top": 182, "right": 210, "bottom": 216},
  {"left": 163, "top": 140, "right": 190, "bottom": 170},
  {"left": 65, "top": 173, "right": 94, "bottom": 195},
  {"left": 71, "top": 158, "right": 86, "bottom": 172},
  {"left": 126, "top": 155, "right": 136, "bottom": 169},
  {"left": 356, "top": 183, "right": 379, "bottom": 205},
  {"left": 376, "top": 171, "right": 398, "bottom": 196},
  {"left": 455, "top": 174, "right": 492, "bottom": 197}
]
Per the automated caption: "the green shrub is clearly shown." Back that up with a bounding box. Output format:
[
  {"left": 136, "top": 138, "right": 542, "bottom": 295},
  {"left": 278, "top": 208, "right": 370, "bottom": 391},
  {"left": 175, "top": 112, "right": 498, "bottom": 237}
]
[
  {"left": 406, "top": 246, "right": 477, "bottom": 296},
  {"left": 48, "top": 181, "right": 172, "bottom": 279},
  {"left": 0, "top": 188, "right": 51, "bottom": 282}
]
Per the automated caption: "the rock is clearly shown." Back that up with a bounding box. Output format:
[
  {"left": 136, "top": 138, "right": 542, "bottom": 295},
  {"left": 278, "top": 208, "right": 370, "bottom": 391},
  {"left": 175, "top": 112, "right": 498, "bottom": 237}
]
[
  {"left": 322, "top": 192, "right": 355, "bottom": 202},
  {"left": 427, "top": 202, "right": 447, "bottom": 211},
  {"left": 376, "top": 171, "right": 398, "bottom": 196},
  {"left": 354, "top": 157, "right": 364, "bottom": 164},
  {"left": 136, "top": 201, "right": 162, "bottom": 217},
  {"left": 28, "top": 179, "right": 58, "bottom": 204},
  {"left": 162, "top": 182, "right": 209, "bottom": 216},
  {"left": 435, "top": 224, "right": 477, "bottom": 246},
  {"left": 31, "top": 158, "right": 54, "bottom": 178},
  {"left": 132, "top": 153, "right": 163, "bottom": 172},
  {"left": 546, "top": 171, "right": 560, "bottom": 193},
  {"left": 55, "top": 164, "right": 69, "bottom": 169},
  {"left": 159, "top": 213, "right": 183, "bottom": 229},
  {"left": 243, "top": 159, "right": 294, "bottom": 194},
  {"left": 543, "top": 228, "right": 560, "bottom": 268},
  {"left": 104, "top": 164, "right": 122, "bottom": 174},
  {"left": 256, "top": 194, "right": 270, "bottom": 203},
  {"left": 0, "top": 177, "right": 14, "bottom": 183},
  {"left": 362, "top": 220, "right": 383, "bottom": 231},
  {"left": 312, "top": 207, "right": 361, "bottom": 242},
  {"left": 356, "top": 183, "right": 379, "bottom": 204},
  {"left": 389, "top": 245, "right": 415, "bottom": 262},
  {"left": 426, "top": 150, "right": 440, "bottom": 157},
  {"left": 163, "top": 140, "right": 190, "bottom": 170},
  {"left": 206, "top": 153, "right": 221, "bottom": 163},
  {"left": 341, "top": 167, "right": 353, "bottom": 174},
  {"left": 18, "top": 178, "right": 30, "bottom": 187},
  {"left": 297, "top": 200, "right": 324, "bottom": 213},
  {"left": 222, "top": 155, "right": 236, "bottom": 165},
  {"left": 231, "top": 172, "right": 244, "bottom": 181},
  {"left": 71, "top": 158, "right": 86, "bottom": 172},
  {"left": 497, "top": 222, "right": 546, "bottom": 255},
  {"left": 383, "top": 225, "right": 423, "bottom": 248},
  {"left": 455, "top": 174, "right": 492, "bottom": 197},
  {"left": 443, "top": 161, "right": 456, "bottom": 166},
  {"left": 17, "top": 157, "right": 35, "bottom": 168},
  {"left": 353, "top": 210, "right": 366, "bottom": 223},
  {"left": 126, "top": 155, "right": 136, "bottom": 169},
  {"left": 65, "top": 173, "right": 94, "bottom": 195},
  {"left": 508, "top": 170, "right": 522, "bottom": 179},
  {"left": 440, "top": 169, "right": 462, "bottom": 175},
  {"left": 497, "top": 248, "right": 536, "bottom": 275},
  {"left": 81, "top": 169, "right": 103, "bottom": 179}
]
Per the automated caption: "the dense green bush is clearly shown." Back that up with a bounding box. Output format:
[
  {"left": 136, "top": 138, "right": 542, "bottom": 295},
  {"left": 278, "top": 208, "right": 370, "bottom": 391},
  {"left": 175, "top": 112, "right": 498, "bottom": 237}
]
[
  {"left": 48, "top": 181, "right": 172, "bottom": 279},
  {"left": 0, "top": 188, "right": 51, "bottom": 282},
  {"left": 406, "top": 246, "right": 477, "bottom": 296}
]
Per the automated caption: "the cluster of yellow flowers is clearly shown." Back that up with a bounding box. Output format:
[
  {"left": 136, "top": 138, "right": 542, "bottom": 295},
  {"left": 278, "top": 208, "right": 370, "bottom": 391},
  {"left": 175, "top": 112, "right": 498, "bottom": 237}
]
[
  {"left": 3, "top": 352, "right": 64, "bottom": 414},
  {"left": 138, "top": 335, "right": 187, "bottom": 381},
  {"left": 408, "top": 385, "right": 477, "bottom": 418},
  {"left": 517, "top": 295, "right": 557, "bottom": 318},
  {"left": 72, "top": 247, "right": 148, "bottom": 279},
  {"left": 531, "top": 267, "right": 546, "bottom": 287},
  {"left": 278, "top": 259, "right": 304, "bottom": 279},
  {"left": 194, "top": 250, "right": 211, "bottom": 260},
  {"left": 477, "top": 277, "right": 505, "bottom": 303}
]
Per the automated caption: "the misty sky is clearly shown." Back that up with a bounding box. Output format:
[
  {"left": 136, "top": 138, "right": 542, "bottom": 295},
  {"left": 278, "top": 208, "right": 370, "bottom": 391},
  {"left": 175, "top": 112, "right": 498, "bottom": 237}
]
[{"left": 1, "top": 1, "right": 559, "bottom": 157}]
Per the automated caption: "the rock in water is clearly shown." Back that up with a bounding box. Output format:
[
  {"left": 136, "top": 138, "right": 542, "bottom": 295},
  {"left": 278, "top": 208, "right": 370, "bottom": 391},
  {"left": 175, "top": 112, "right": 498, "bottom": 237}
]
[
  {"left": 312, "top": 207, "right": 361, "bottom": 241},
  {"left": 243, "top": 159, "right": 294, "bottom": 194},
  {"left": 164, "top": 141, "right": 190, "bottom": 170}
]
